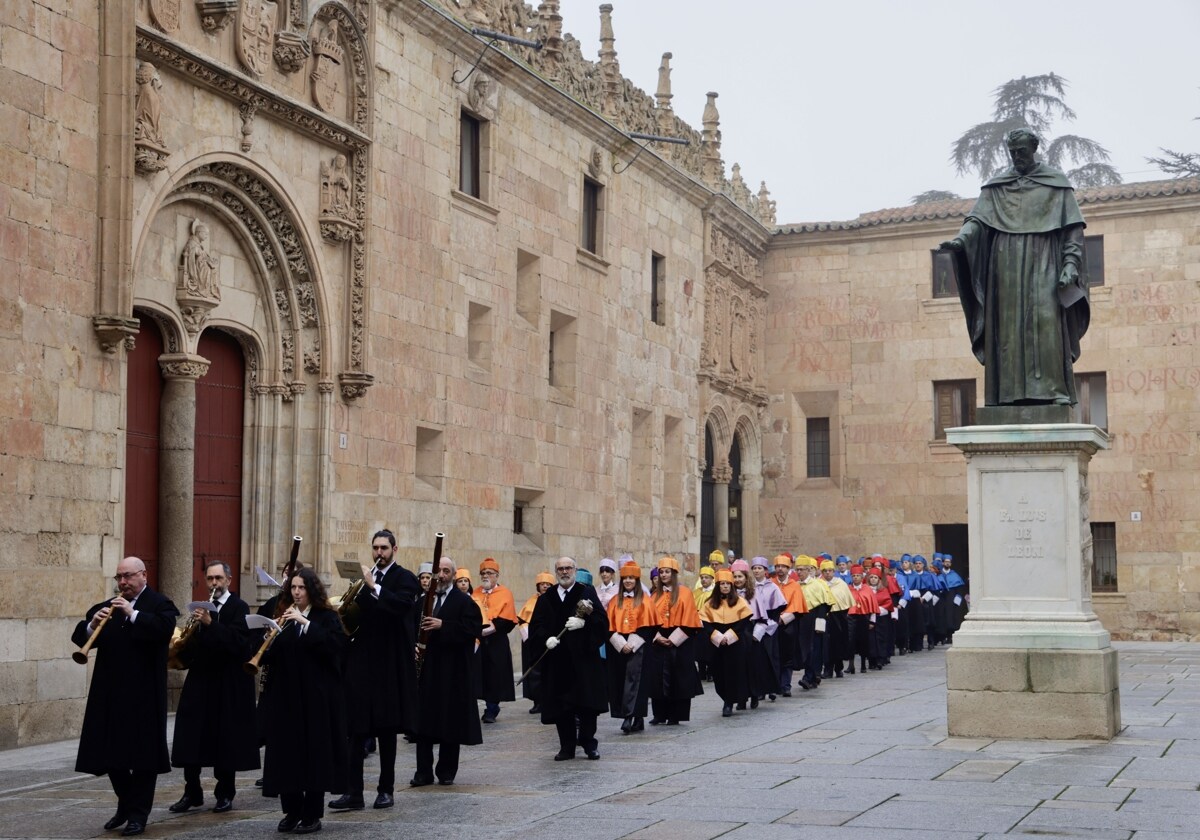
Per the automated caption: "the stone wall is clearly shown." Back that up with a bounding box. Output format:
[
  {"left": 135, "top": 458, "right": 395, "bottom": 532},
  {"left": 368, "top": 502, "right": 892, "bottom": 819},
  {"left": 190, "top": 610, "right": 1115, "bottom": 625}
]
[{"left": 762, "top": 182, "right": 1200, "bottom": 640}]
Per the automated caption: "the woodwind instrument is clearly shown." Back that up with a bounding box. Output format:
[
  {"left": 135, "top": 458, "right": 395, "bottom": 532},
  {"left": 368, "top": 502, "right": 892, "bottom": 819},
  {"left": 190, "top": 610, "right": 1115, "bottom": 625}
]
[
  {"left": 415, "top": 532, "right": 444, "bottom": 679},
  {"left": 244, "top": 618, "right": 289, "bottom": 676},
  {"left": 73, "top": 590, "right": 117, "bottom": 664},
  {"left": 248, "top": 535, "right": 303, "bottom": 678}
]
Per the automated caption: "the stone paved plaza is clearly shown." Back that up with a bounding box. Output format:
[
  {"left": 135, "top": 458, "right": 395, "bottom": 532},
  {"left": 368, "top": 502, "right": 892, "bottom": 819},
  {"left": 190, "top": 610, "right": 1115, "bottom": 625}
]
[{"left": 4, "top": 643, "right": 1200, "bottom": 839}]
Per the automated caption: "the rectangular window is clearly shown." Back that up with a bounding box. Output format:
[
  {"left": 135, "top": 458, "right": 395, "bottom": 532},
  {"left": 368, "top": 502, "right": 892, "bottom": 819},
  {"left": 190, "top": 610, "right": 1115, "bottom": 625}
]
[
  {"left": 806, "top": 417, "right": 831, "bottom": 478},
  {"left": 459, "top": 111, "right": 481, "bottom": 198},
  {"left": 548, "top": 310, "right": 577, "bottom": 393},
  {"left": 1071, "top": 372, "right": 1107, "bottom": 430},
  {"left": 415, "top": 426, "right": 444, "bottom": 491},
  {"left": 513, "top": 487, "right": 544, "bottom": 548},
  {"left": 581, "top": 177, "right": 603, "bottom": 254},
  {"left": 1091, "top": 521, "right": 1117, "bottom": 592},
  {"left": 1084, "top": 235, "right": 1104, "bottom": 288},
  {"left": 933, "top": 379, "right": 976, "bottom": 440},
  {"left": 932, "top": 249, "right": 958, "bottom": 298},
  {"left": 650, "top": 252, "right": 666, "bottom": 325}
]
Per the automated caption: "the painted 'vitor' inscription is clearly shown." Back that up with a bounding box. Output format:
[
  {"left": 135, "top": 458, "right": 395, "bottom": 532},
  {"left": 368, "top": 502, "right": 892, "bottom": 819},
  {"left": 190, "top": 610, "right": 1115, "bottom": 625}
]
[{"left": 999, "top": 497, "right": 1048, "bottom": 559}]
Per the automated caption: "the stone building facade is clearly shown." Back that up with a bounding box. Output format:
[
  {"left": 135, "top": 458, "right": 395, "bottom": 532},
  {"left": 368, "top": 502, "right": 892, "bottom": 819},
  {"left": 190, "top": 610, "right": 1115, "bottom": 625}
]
[
  {"left": 760, "top": 179, "right": 1200, "bottom": 642},
  {"left": 0, "top": 0, "right": 774, "bottom": 747},
  {"left": 2, "top": 0, "right": 1197, "bottom": 749}
]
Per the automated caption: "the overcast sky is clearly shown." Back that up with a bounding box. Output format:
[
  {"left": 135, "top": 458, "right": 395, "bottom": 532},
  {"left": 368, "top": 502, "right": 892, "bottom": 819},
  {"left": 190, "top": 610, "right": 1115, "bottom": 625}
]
[{"left": 555, "top": 0, "right": 1200, "bottom": 224}]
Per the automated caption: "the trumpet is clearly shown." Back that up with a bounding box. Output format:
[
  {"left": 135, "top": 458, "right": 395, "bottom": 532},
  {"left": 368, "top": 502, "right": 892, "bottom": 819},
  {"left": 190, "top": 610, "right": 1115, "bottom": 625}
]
[
  {"left": 72, "top": 598, "right": 116, "bottom": 665},
  {"left": 168, "top": 584, "right": 218, "bottom": 670}
]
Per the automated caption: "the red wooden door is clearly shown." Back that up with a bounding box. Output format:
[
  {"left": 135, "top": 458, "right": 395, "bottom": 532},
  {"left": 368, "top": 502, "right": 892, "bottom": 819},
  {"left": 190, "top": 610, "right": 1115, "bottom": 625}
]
[
  {"left": 193, "top": 330, "right": 245, "bottom": 600},
  {"left": 124, "top": 315, "right": 164, "bottom": 589}
]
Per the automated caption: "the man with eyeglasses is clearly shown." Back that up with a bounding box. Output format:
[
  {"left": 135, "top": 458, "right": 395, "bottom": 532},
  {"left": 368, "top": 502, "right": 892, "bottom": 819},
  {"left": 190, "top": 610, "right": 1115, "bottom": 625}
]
[
  {"left": 72, "top": 556, "right": 179, "bottom": 837},
  {"left": 528, "top": 557, "right": 608, "bottom": 761},
  {"left": 330, "top": 529, "right": 420, "bottom": 812},
  {"left": 168, "top": 560, "right": 259, "bottom": 817}
]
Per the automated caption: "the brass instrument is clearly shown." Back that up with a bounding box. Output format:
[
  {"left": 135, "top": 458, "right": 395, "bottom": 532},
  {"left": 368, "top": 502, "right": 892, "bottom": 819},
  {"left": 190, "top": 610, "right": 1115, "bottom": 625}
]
[
  {"left": 167, "top": 584, "right": 218, "bottom": 670},
  {"left": 415, "top": 532, "right": 445, "bottom": 679},
  {"left": 72, "top": 595, "right": 116, "bottom": 664},
  {"left": 336, "top": 577, "right": 366, "bottom": 638}
]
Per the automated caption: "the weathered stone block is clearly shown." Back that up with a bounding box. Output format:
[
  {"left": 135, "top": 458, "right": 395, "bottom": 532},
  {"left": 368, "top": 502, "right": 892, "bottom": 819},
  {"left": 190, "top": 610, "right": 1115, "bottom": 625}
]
[
  {"left": 24, "top": 618, "right": 74, "bottom": 661},
  {"left": 948, "top": 688, "right": 1120, "bottom": 740},
  {"left": 0, "top": 662, "right": 37, "bottom": 705},
  {"left": 36, "top": 657, "right": 85, "bottom": 701},
  {"left": 946, "top": 648, "right": 1030, "bottom": 692},
  {"left": 0, "top": 619, "right": 26, "bottom": 662},
  {"left": 18, "top": 697, "right": 85, "bottom": 747},
  {"left": 1029, "top": 648, "right": 1119, "bottom": 695}
]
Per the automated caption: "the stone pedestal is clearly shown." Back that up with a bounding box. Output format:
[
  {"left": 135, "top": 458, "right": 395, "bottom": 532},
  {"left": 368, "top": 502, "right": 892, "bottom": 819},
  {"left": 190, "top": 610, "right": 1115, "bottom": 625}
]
[{"left": 945, "top": 423, "right": 1120, "bottom": 740}]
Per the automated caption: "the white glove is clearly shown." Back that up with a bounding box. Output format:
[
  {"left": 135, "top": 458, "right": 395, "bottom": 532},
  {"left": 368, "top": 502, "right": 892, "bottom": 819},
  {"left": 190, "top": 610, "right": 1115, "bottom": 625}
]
[
  {"left": 545, "top": 636, "right": 560, "bottom": 649},
  {"left": 909, "top": 589, "right": 920, "bottom": 598},
  {"left": 879, "top": 607, "right": 888, "bottom": 616},
  {"left": 565, "top": 616, "right": 585, "bottom": 631},
  {"left": 481, "top": 624, "right": 496, "bottom": 637}
]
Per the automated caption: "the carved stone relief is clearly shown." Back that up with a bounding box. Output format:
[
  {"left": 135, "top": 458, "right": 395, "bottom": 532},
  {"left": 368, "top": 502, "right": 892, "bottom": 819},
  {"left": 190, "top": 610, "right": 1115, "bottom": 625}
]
[
  {"left": 309, "top": 17, "right": 344, "bottom": 113},
  {"left": 319, "top": 154, "right": 358, "bottom": 242},
  {"left": 273, "top": 31, "right": 310, "bottom": 74},
  {"left": 729, "top": 301, "right": 748, "bottom": 377},
  {"left": 159, "top": 353, "right": 212, "bottom": 380},
  {"left": 134, "top": 62, "right": 170, "bottom": 174},
  {"left": 177, "top": 218, "right": 222, "bottom": 337},
  {"left": 195, "top": 0, "right": 238, "bottom": 33},
  {"left": 148, "top": 0, "right": 182, "bottom": 34},
  {"left": 464, "top": 72, "right": 497, "bottom": 121},
  {"left": 236, "top": 0, "right": 278, "bottom": 78}
]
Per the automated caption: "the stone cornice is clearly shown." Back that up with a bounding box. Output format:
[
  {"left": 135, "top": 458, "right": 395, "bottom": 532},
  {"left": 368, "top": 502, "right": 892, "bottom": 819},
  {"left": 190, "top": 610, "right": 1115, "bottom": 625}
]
[
  {"left": 706, "top": 193, "right": 771, "bottom": 252},
  {"left": 135, "top": 24, "right": 370, "bottom": 151},
  {"left": 402, "top": 0, "right": 715, "bottom": 210},
  {"left": 707, "top": 259, "right": 767, "bottom": 299},
  {"left": 697, "top": 371, "right": 769, "bottom": 407}
]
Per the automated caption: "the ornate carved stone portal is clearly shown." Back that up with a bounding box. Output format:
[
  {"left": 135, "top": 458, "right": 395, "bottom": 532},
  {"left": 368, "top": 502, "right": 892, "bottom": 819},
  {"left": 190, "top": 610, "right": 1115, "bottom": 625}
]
[
  {"left": 134, "top": 62, "right": 170, "bottom": 174},
  {"left": 319, "top": 154, "right": 358, "bottom": 242},
  {"left": 176, "top": 218, "right": 221, "bottom": 337}
]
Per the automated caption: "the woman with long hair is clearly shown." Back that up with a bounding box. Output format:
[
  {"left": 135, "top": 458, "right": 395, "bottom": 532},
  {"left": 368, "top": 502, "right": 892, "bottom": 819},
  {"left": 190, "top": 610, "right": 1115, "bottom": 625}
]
[
  {"left": 260, "top": 568, "right": 349, "bottom": 834},
  {"left": 644, "top": 557, "right": 703, "bottom": 726},
  {"left": 699, "top": 569, "right": 752, "bottom": 717},
  {"left": 605, "top": 562, "right": 657, "bottom": 734},
  {"left": 744, "top": 557, "right": 786, "bottom": 706}
]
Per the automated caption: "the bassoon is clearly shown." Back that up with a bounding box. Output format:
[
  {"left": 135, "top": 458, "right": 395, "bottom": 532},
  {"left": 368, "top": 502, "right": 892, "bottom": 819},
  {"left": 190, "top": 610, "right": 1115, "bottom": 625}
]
[{"left": 415, "top": 532, "right": 444, "bottom": 679}]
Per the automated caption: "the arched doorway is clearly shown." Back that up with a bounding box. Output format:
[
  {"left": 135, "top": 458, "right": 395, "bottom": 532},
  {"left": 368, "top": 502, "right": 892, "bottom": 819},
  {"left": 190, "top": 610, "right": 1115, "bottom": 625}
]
[
  {"left": 124, "top": 314, "right": 164, "bottom": 589},
  {"left": 728, "top": 435, "right": 743, "bottom": 558},
  {"left": 193, "top": 329, "right": 245, "bottom": 601}
]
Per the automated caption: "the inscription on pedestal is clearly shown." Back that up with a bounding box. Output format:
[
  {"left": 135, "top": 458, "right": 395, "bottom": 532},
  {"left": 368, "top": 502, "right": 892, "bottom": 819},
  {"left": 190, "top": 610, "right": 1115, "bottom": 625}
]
[{"left": 981, "top": 471, "right": 1067, "bottom": 602}]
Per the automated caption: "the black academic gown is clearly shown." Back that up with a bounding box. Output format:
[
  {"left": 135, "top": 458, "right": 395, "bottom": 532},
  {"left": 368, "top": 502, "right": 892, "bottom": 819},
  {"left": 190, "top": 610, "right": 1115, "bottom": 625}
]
[
  {"left": 415, "top": 587, "right": 484, "bottom": 746},
  {"left": 260, "top": 609, "right": 349, "bottom": 798},
  {"left": 528, "top": 583, "right": 609, "bottom": 724},
  {"left": 170, "top": 593, "right": 260, "bottom": 772},
  {"left": 74, "top": 587, "right": 179, "bottom": 776},
  {"left": 477, "top": 591, "right": 517, "bottom": 705},
  {"left": 343, "top": 564, "right": 420, "bottom": 736},
  {"left": 702, "top": 611, "right": 752, "bottom": 706}
]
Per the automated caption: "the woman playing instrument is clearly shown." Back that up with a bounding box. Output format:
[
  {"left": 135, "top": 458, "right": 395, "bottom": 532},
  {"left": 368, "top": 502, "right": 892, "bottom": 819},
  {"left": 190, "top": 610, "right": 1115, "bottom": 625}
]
[{"left": 260, "top": 568, "right": 349, "bottom": 834}]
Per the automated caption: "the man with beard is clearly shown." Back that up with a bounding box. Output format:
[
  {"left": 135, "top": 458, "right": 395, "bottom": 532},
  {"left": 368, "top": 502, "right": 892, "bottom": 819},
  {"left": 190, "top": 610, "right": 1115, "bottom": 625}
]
[
  {"left": 330, "top": 529, "right": 420, "bottom": 811},
  {"left": 169, "top": 560, "right": 259, "bottom": 816},
  {"left": 528, "top": 556, "right": 609, "bottom": 760},
  {"left": 473, "top": 557, "right": 517, "bottom": 724},
  {"left": 411, "top": 557, "right": 484, "bottom": 786},
  {"left": 73, "top": 557, "right": 179, "bottom": 837}
]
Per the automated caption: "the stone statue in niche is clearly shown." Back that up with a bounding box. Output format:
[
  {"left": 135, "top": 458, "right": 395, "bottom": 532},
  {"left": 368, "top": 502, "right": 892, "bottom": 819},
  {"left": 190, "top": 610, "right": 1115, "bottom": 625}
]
[
  {"left": 729, "top": 306, "right": 748, "bottom": 377},
  {"left": 310, "top": 18, "right": 344, "bottom": 112},
  {"left": 177, "top": 218, "right": 221, "bottom": 335},
  {"left": 134, "top": 62, "right": 169, "bottom": 174},
  {"left": 319, "top": 154, "right": 359, "bottom": 242},
  {"left": 236, "top": 0, "right": 278, "bottom": 78}
]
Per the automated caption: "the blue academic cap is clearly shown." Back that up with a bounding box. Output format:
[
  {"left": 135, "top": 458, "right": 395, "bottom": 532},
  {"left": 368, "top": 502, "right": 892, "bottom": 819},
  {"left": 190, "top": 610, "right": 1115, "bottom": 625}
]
[
  {"left": 913, "top": 555, "right": 926, "bottom": 565},
  {"left": 901, "top": 553, "right": 912, "bottom": 562},
  {"left": 576, "top": 569, "right": 593, "bottom": 585},
  {"left": 837, "top": 555, "right": 849, "bottom": 564}
]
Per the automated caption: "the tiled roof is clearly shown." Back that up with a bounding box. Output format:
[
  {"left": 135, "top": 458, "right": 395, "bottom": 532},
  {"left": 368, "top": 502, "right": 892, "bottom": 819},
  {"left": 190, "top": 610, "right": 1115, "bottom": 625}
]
[{"left": 775, "top": 177, "right": 1200, "bottom": 234}]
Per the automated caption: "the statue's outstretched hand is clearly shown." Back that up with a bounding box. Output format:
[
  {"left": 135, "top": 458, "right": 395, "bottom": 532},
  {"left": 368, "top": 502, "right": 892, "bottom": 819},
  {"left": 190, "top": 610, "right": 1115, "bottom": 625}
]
[
  {"left": 939, "top": 239, "right": 964, "bottom": 252},
  {"left": 1058, "top": 262, "right": 1079, "bottom": 289}
]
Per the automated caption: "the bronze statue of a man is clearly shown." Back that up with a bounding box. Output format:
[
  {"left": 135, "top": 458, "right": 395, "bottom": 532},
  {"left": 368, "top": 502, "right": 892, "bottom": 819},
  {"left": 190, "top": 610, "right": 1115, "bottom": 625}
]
[{"left": 941, "top": 128, "right": 1090, "bottom": 407}]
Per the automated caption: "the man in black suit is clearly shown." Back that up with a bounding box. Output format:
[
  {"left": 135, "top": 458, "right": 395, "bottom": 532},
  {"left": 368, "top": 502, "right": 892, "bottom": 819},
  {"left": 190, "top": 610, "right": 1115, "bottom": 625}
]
[
  {"left": 528, "top": 556, "right": 608, "bottom": 761},
  {"left": 168, "top": 560, "right": 260, "bottom": 815},
  {"left": 330, "top": 529, "right": 420, "bottom": 811},
  {"left": 72, "top": 556, "right": 179, "bottom": 837},
  {"left": 411, "top": 557, "right": 483, "bottom": 786}
]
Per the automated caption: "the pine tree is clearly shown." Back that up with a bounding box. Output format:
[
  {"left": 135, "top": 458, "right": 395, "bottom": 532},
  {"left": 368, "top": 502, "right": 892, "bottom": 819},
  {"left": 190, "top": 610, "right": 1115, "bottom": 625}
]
[{"left": 950, "top": 73, "right": 1121, "bottom": 187}]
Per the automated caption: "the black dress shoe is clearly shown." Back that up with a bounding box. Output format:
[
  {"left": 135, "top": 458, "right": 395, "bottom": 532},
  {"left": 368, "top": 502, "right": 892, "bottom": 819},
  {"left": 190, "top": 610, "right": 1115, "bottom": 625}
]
[
  {"left": 373, "top": 792, "right": 393, "bottom": 809},
  {"left": 213, "top": 798, "right": 233, "bottom": 813},
  {"left": 847, "top": 664, "right": 856, "bottom": 674},
  {"left": 437, "top": 778, "right": 454, "bottom": 786},
  {"left": 255, "top": 777, "right": 264, "bottom": 787},
  {"left": 293, "top": 819, "right": 322, "bottom": 834},
  {"left": 529, "top": 703, "right": 541, "bottom": 714},
  {"left": 620, "top": 716, "right": 633, "bottom": 733},
  {"left": 327, "top": 794, "right": 365, "bottom": 810},
  {"left": 278, "top": 815, "right": 300, "bottom": 833},
  {"left": 722, "top": 703, "right": 733, "bottom": 717},
  {"left": 104, "top": 813, "right": 128, "bottom": 831},
  {"left": 630, "top": 717, "right": 644, "bottom": 732},
  {"left": 169, "top": 794, "right": 203, "bottom": 813},
  {"left": 121, "top": 823, "right": 145, "bottom": 837},
  {"left": 648, "top": 718, "right": 664, "bottom": 726},
  {"left": 781, "top": 688, "right": 793, "bottom": 697},
  {"left": 735, "top": 701, "right": 746, "bottom": 710},
  {"left": 409, "top": 775, "right": 433, "bottom": 787},
  {"left": 751, "top": 697, "right": 760, "bottom": 709},
  {"left": 480, "top": 713, "right": 496, "bottom": 724},
  {"left": 553, "top": 749, "right": 575, "bottom": 761},
  {"left": 585, "top": 748, "right": 600, "bottom": 760}
]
